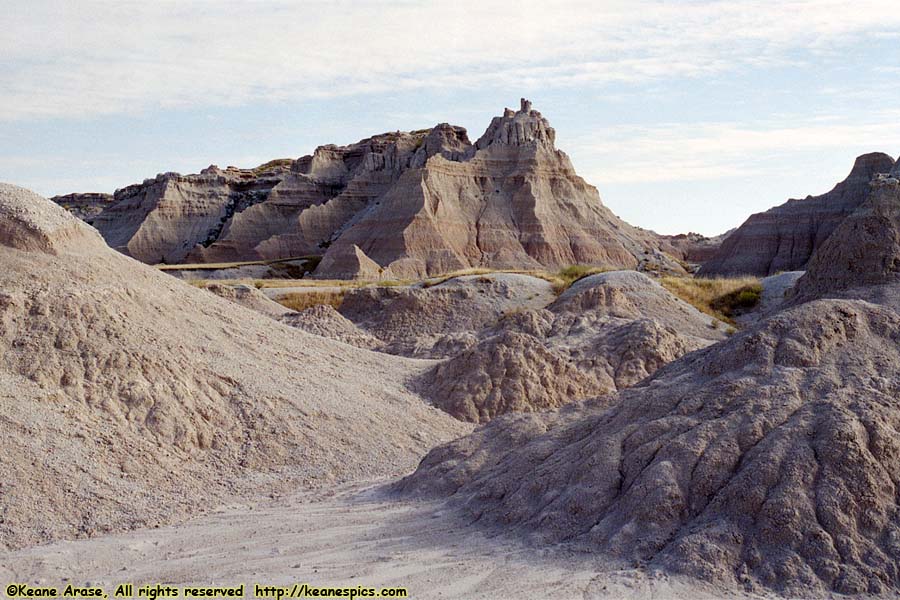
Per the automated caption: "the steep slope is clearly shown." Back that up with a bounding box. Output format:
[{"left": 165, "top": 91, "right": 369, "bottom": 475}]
[
  {"left": 189, "top": 126, "right": 472, "bottom": 264},
  {"left": 49, "top": 193, "right": 115, "bottom": 224},
  {"left": 700, "top": 152, "right": 896, "bottom": 276},
  {"left": 400, "top": 296, "right": 900, "bottom": 595},
  {"left": 0, "top": 183, "right": 468, "bottom": 550}
]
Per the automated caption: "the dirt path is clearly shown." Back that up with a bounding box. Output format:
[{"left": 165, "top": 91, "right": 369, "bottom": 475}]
[{"left": 0, "top": 481, "right": 766, "bottom": 600}]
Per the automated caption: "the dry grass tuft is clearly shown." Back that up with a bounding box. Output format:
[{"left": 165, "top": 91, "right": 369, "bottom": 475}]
[
  {"left": 551, "top": 264, "right": 613, "bottom": 294},
  {"left": 276, "top": 290, "right": 346, "bottom": 312},
  {"left": 661, "top": 276, "right": 762, "bottom": 324}
]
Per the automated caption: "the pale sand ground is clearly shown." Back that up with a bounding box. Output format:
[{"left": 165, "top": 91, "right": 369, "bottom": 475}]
[{"left": 0, "top": 481, "right": 770, "bottom": 600}]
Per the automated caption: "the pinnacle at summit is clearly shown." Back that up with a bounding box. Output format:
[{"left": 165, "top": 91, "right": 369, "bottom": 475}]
[{"left": 475, "top": 98, "right": 557, "bottom": 150}]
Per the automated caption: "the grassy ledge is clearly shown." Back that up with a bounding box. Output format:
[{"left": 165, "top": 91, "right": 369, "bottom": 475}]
[{"left": 660, "top": 276, "right": 762, "bottom": 325}]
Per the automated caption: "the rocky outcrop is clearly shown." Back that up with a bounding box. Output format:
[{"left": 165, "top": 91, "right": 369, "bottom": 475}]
[
  {"left": 58, "top": 100, "right": 683, "bottom": 277},
  {"left": 339, "top": 272, "right": 557, "bottom": 358},
  {"left": 91, "top": 165, "right": 289, "bottom": 263},
  {"left": 0, "top": 184, "right": 107, "bottom": 255},
  {"left": 661, "top": 230, "right": 732, "bottom": 264},
  {"left": 792, "top": 177, "right": 900, "bottom": 301},
  {"left": 420, "top": 271, "right": 724, "bottom": 422},
  {"left": 700, "top": 153, "right": 896, "bottom": 276},
  {"left": 400, "top": 297, "right": 900, "bottom": 595},
  {"left": 49, "top": 192, "right": 114, "bottom": 224},
  {"left": 0, "top": 184, "right": 468, "bottom": 549},
  {"left": 314, "top": 99, "right": 681, "bottom": 279}
]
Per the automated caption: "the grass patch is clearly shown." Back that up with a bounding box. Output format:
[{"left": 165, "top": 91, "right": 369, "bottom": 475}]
[
  {"left": 157, "top": 255, "right": 320, "bottom": 271},
  {"left": 552, "top": 264, "right": 613, "bottom": 294},
  {"left": 660, "top": 276, "right": 762, "bottom": 324},
  {"left": 186, "top": 263, "right": 615, "bottom": 296},
  {"left": 252, "top": 158, "right": 293, "bottom": 174},
  {"left": 276, "top": 290, "right": 346, "bottom": 312}
]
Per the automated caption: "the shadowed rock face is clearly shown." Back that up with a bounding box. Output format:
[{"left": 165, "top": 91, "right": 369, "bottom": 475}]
[
  {"left": 792, "top": 178, "right": 900, "bottom": 301},
  {"left": 55, "top": 100, "right": 682, "bottom": 277},
  {"left": 49, "top": 193, "right": 114, "bottom": 224},
  {"left": 700, "top": 152, "right": 896, "bottom": 277}
]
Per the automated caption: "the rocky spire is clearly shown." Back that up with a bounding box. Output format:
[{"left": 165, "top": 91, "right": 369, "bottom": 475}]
[{"left": 474, "top": 98, "right": 556, "bottom": 150}]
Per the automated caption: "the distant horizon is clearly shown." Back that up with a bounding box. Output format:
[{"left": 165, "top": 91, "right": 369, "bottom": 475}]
[{"left": 3, "top": 0, "right": 899, "bottom": 236}]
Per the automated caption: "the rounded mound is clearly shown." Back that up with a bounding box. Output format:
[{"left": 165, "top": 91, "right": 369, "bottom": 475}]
[
  {"left": 0, "top": 187, "right": 468, "bottom": 549},
  {"left": 424, "top": 330, "right": 612, "bottom": 423},
  {"left": 0, "top": 183, "right": 105, "bottom": 254},
  {"left": 553, "top": 270, "right": 721, "bottom": 340},
  {"left": 204, "top": 283, "right": 294, "bottom": 319},
  {"left": 402, "top": 299, "right": 900, "bottom": 595},
  {"left": 281, "top": 304, "right": 382, "bottom": 350},
  {"left": 339, "top": 273, "right": 555, "bottom": 358}
]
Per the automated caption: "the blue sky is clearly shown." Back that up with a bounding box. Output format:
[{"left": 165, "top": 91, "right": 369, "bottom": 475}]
[{"left": 1, "top": 1, "right": 899, "bottom": 235}]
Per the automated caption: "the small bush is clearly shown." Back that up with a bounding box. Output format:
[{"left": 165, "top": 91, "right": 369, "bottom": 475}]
[{"left": 661, "top": 276, "right": 762, "bottom": 325}]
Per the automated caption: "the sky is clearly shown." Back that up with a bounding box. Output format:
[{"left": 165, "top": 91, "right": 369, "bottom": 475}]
[{"left": 1, "top": 0, "right": 899, "bottom": 236}]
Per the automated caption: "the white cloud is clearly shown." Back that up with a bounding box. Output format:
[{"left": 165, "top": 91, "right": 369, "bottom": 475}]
[
  {"left": 568, "top": 111, "right": 900, "bottom": 184},
  {"left": 2, "top": 0, "right": 899, "bottom": 120}
]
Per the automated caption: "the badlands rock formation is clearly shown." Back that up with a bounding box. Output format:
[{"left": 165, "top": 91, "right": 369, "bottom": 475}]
[
  {"left": 56, "top": 100, "right": 683, "bottom": 277},
  {"left": 281, "top": 304, "right": 382, "bottom": 350},
  {"left": 792, "top": 176, "right": 900, "bottom": 302},
  {"left": 401, "top": 296, "right": 900, "bottom": 595},
  {"left": 661, "top": 231, "right": 732, "bottom": 264},
  {"left": 338, "top": 273, "right": 557, "bottom": 358},
  {"left": 701, "top": 152, "right": 896, "bottom": 276},
  {"left": 314, "top": 100, "right": 682, "bottom": 279},
  {"left": 0, "top": 183, "right": 468, "bottom": 549},
  {"left": 89, "top": 165, "right": 290, "bottom": 264},
  {"left": 421, "top": 272, "right": 724, "bottom": 422}
]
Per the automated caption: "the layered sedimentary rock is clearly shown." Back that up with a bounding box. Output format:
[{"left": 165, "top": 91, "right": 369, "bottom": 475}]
[
  {"left": 91, "top": 165, "right": 290, "bottom": 263},
  {"left": 661, "top": 230, "right": 732, "bottom": 264},
  {"left": 57, "top": 100, "right": 682, "bottom": 277},
  {"left": 700, "top": 153, "right": 896, "bottom": 276},
  {"left": 315, "top": 100, "right": 680, "bottom": 279},
  {"left": 792, "top": 177, "right": 900, "bottom": 301},
  {"left": 49, "top": 193, "right": 114, "bottom": 224}
]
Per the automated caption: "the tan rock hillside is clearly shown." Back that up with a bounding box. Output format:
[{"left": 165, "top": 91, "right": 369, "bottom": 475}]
[
  {"left": 0, "top": 183, "right": 468, "bottom": 550},
  {"left": 55, "top": 101, "right": 683, "bottom": 277},
  {"left": 700, "top": 152, "right": 896, "bottom": 276},
  {"left": 49, "top": 192, "right": 114, "bottom": 224}
]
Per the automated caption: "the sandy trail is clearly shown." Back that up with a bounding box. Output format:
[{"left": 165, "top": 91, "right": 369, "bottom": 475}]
[{"left": 0, "top": 482, "right": 765, "bottom": 600}]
